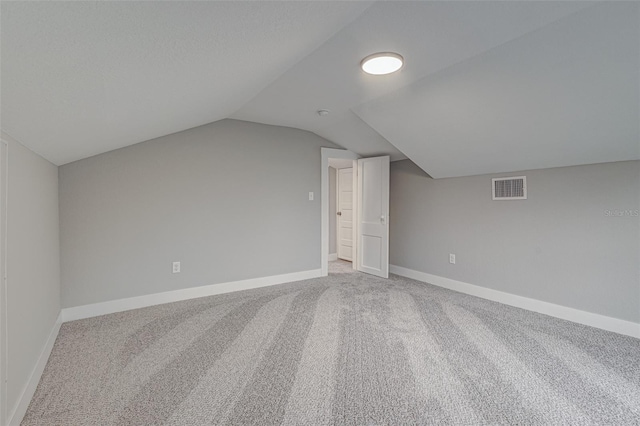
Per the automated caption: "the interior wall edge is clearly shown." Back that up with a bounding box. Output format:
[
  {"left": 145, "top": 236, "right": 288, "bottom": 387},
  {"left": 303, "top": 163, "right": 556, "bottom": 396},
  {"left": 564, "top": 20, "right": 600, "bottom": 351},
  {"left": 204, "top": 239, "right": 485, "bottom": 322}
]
[
  {"left": 6, "top": 312, "right": 62, "bottom": 426},
  {"left": 0, "top": 132, "right": 61, "bottom": 426}
]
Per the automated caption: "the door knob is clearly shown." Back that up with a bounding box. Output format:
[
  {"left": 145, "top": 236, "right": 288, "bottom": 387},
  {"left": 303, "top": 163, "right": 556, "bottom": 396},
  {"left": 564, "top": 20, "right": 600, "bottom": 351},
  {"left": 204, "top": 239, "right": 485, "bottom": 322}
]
[{"left": 337, "top": 212, "right": 342, "bottom": 216}]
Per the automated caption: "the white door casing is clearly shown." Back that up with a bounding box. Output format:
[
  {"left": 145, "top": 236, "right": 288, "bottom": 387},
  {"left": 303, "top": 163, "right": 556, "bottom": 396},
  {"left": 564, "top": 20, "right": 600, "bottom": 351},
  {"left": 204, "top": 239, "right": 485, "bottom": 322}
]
[
  {"left": 337, "top": 168, "right": 353, "bottom": 261},
  {"left": 321, "top": 148, "right": 359, "bottom": 276},
  {"left": 356, "top": 156, "right": 390, "bottom": 278}
]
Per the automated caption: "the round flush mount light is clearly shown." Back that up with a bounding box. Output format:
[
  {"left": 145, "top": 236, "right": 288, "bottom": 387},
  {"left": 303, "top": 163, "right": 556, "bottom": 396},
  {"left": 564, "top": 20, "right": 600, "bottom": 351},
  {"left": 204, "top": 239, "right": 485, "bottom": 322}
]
[
  {"left": 317, "top": 109, "right": 330, "bottom": 117},
  {"left": 360, "top": 52, "right": 404, "bottom": 75}
]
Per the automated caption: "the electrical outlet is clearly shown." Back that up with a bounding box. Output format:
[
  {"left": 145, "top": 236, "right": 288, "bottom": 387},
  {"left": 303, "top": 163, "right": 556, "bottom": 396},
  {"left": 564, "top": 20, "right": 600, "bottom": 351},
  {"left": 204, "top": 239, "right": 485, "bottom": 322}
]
[
  {"left": 449, "top": 254, "right": 456, "bottom": 264},
  {"left": 309, "top": 192, "right": 314, "bottom": 201},
  {"left": 172, "top": 261, "right": 181, "bottom": 273}
]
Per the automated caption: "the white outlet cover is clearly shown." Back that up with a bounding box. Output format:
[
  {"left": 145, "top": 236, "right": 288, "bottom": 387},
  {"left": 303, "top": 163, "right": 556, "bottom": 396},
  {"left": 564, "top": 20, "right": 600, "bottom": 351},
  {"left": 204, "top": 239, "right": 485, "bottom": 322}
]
[
  {"left": 449, "top": 254, "right": 456, "bottom": 264},
  {"left": 309, "top": 192, "right": 314, "bottom": 201},
  {"left": 172, "top": 261, "right": 181, "bottom": 273}
]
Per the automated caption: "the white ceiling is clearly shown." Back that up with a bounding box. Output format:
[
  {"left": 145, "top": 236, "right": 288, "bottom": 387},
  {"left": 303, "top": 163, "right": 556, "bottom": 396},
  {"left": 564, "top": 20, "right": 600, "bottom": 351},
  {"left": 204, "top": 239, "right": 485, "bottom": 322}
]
[
  {"left": 2, "top": 1, "right": 638, "bottom": 178},
  {"left": 0, "top": 1, "right": 370, "bottom": 164},
  {"left": 233, "top": 1, "right": 593, "bottom": 162},
  {"left": 354, "top": 2, "right": 640, "bottom": 178}
]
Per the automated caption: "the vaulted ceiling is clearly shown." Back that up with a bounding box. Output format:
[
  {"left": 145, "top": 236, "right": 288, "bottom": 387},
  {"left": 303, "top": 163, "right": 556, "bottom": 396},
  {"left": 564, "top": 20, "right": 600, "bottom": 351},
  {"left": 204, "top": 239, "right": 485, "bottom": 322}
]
[{"left": 2, "top": 1, "right": 638, "bottom": 178}]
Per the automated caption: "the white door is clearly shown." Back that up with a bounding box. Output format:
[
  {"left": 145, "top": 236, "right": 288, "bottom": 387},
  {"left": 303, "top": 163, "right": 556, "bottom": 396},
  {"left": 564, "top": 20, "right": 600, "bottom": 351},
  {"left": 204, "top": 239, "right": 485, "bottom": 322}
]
[
  {"left": 337, "top": 168, "right": 353, "bottom": 261},
  {"left": 356, "top": 156, "right": 390, "bottom": 278}
]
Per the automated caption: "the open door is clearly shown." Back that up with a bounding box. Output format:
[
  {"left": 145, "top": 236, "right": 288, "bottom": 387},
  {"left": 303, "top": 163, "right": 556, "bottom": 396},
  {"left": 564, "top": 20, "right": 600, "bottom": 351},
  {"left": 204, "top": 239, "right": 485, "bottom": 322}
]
[{"left": 356, "top": 156, "right": 389, "bottom": 278}]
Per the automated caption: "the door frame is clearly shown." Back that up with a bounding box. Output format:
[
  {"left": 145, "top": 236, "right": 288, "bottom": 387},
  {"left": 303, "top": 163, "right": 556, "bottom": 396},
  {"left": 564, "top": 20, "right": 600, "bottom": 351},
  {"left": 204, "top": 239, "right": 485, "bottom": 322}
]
[{"left": 321, "top": 148, "right": 359, "bottom": 276}]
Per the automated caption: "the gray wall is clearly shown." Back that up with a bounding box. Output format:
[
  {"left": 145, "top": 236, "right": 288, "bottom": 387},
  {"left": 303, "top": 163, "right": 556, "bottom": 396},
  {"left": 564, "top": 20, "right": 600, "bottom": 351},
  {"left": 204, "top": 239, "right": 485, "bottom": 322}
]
[
  {"left": 328, "top": 166, "right": 337, "bottom": 255},
  {"left": 1, "top": 132, "right": 60, "bottom": 421},
  {"left": 60, "top": 119, "right": 337, "bottom": 308},
  {"left": 390, "top": 159, "right": 640, "bottom": 323}
]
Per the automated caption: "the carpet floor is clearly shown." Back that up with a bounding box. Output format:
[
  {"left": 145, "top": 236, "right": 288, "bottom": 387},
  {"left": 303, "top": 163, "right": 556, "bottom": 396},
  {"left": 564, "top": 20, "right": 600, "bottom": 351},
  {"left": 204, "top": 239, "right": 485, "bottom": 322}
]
[{"left": 23, "top": 261, "right": 640, "bottom": 425}]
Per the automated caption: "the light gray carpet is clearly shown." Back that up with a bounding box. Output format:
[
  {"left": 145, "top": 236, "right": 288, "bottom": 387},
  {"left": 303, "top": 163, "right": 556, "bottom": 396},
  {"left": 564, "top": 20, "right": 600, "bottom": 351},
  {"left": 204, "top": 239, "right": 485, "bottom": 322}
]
[{"left": 23, "top": 263, "right": 640, "bottom": 425}]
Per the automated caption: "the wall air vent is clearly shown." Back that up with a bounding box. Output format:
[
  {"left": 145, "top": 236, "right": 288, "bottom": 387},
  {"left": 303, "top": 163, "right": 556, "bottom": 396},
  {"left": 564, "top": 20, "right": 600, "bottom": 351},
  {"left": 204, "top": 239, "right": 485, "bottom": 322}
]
[{"left": 492, "top": 176, "right": 527, "bottom": 200}]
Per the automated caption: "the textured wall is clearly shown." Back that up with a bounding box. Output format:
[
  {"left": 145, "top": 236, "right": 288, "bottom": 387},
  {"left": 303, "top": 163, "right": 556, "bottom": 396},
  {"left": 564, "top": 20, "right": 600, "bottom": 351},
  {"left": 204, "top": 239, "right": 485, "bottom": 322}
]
[
  {"left": 2, "top": 131, "right": 60, "bottom": 420},
  {"left": 390, "top": 159, "right": 640, "bottom": 323},
  {"left": 60, "top": 119, "right": 337, "bottom": 308}
]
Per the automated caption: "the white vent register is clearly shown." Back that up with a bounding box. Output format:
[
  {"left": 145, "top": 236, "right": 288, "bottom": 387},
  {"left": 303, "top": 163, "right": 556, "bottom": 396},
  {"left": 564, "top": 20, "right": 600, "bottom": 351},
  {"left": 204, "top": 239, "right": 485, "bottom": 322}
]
[{"left": 492, "top": 176, "right": 527, "bottom": 200}]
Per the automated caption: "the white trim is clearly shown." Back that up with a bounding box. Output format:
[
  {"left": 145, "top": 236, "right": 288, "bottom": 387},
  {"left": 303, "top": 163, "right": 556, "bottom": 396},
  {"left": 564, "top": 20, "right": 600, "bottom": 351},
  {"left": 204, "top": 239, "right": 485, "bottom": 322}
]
[
  {"left": 321, "top": 148, "right": 359, "bottom": 277},
  {"left": 7, "top": 313, "right": 62, "bottom": 426},
  {"left": 390, "top": 265, "right": 640, "bottom": 339},
  {"left": 351, "top": 164, "right": 359, "bottom": 271},
  {"left": 62, "top": 269, "right": 322, "bottom": 322},
  {"left": 328, "top": 253, "right": 338, "bottom": 262},
  {"left": 335, "top": 168, "right": 340, "bottom": 263}
]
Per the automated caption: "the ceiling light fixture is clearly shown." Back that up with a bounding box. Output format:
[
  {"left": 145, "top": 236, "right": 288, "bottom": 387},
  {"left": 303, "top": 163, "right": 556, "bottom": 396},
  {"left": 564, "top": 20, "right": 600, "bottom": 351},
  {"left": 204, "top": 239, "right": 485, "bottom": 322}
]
[
  {"left": 360, "top": 52, "right": 404, "bottom": 75},
  {"left": 317, "top": 109, "right": 330, "bottom": 117}
]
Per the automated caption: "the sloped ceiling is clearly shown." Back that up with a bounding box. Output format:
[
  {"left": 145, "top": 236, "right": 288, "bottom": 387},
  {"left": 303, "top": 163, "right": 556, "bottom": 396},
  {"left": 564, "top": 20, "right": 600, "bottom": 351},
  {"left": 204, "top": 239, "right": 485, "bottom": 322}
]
[
  {"left": 234, "top": 1, "right": 594, "bottom": 162},
  {"left": 0, "top": 1, "right": 371, "bottom": 164},
  {"left": 353, "top": 2, "right": 640, "bottom": 178},
  {"left": 2, "top": 1, "right": 638, "bottom": 178}
]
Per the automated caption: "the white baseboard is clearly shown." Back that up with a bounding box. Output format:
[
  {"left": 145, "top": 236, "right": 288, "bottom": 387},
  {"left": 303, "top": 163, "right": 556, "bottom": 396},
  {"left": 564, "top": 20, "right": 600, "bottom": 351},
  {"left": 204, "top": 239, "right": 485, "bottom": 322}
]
[
  {"left": 8, "top": 313, "right": 62, "bottom": 426},
  {"left": 328, "top": 253, "right": 338, "bottom": 261},
  {"left": 61, "top": 269, "right": 322, "bottom": 323},
  {"left": 390, "top": 265, "right": 640, "bottom": 339}
]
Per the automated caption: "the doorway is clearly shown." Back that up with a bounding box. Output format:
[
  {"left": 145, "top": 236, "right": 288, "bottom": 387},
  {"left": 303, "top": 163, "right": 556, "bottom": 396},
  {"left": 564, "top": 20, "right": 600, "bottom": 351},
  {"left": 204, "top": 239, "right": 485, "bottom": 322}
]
[
  {"left": 321, "top": 148, "right": 390, "bottom": 278},
  {"left": 321, "top": 148, "right": 358, "bottom": 276}
]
